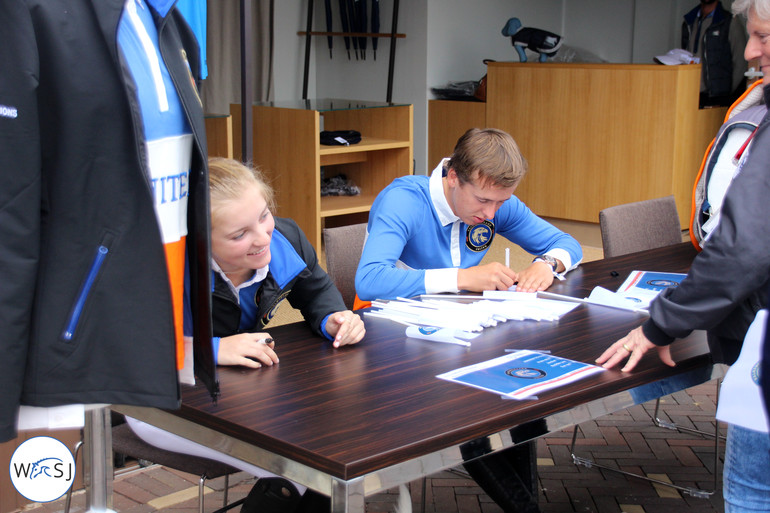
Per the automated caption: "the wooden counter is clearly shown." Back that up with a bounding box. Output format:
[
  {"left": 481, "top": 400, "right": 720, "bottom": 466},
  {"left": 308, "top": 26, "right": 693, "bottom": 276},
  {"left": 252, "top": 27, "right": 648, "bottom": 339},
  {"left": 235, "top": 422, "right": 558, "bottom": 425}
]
[{"left": 430, "top": 63, "right": 728, "bottom": 228}]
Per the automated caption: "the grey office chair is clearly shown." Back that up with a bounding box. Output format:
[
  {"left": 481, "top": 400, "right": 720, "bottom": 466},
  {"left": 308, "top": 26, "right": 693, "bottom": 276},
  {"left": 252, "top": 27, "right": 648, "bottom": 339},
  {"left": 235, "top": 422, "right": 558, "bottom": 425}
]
[
  {"left": 598, "top": 195, "right": 683, "bottom": 258},
  {"left": 322, "top": 223, "right": 368, "bottom": 310},
  {"left": 65, "top": 422, "right": 242, "bottom": 513},
  {"left": 111, "top": 423, "right": 242, "bottom": 513}
]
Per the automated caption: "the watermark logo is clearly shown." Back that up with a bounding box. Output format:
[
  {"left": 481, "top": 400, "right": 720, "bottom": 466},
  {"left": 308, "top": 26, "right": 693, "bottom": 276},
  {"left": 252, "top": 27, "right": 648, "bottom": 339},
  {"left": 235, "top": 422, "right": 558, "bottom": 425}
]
[{"left": 10, "top": 436, "right": 75, "bottom": 502}]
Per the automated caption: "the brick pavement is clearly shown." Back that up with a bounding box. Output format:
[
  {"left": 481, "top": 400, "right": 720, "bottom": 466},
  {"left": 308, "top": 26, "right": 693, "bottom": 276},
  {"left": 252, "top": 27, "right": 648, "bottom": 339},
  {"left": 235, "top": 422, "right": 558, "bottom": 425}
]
[{"left": 18, "top": 381, "right": 724, "bottom": 513}]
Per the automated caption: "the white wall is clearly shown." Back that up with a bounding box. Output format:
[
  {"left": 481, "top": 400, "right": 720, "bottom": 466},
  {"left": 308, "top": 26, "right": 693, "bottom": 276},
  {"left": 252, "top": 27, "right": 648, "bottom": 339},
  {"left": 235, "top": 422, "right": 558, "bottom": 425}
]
[
  {"left": 312, "top": 0, "right": 429, "bottom": 174},
  {"left": 425, "top": 0, "right": 566, "bottom": 87},
  {"left": 271, "top": 0, "right": 743, "bottom": 174},
  {"left": 274, "top": 2, "right": 314, "bottom": 100}
]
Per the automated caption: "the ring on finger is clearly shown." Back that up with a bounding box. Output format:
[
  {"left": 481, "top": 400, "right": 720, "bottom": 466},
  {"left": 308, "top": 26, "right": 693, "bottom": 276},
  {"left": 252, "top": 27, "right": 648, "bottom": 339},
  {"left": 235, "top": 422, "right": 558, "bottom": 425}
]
[{"left": 622, "top": 343, "right": 632, "bottom": 352}]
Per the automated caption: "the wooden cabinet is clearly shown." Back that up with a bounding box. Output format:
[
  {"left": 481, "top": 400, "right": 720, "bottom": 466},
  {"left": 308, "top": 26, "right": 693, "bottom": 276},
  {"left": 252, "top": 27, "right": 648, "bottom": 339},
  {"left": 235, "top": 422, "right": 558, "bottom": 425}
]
[
  {"left": 204, "top": 114, "right": 233, "bottom": 158},
  {"left": 486, "top": 62, "right": 728, "bottom": 228},
  {"left": 428, "top": 100, "right": 486, "bottom": 167},
  {"left": 429, "top": 63, "right": 728, "bottom": 229},
  {"left": 231, "top": 99, "right": 413, "bottom": 250}
]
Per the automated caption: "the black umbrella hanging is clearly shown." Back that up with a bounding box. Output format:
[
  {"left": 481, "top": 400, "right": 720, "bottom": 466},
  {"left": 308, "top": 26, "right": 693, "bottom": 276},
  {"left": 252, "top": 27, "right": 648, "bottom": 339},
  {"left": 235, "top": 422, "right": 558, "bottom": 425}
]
[
  {"left": 338, "top": 0, "right": 352, "bottom": 59},
  {"left": 371, "top": 0, "right": 380, "bottom": 60},
  {"left": 356, "top": 0, "right": 367, "bottom": 59},
  {"left": 324, "top": 0, "right": 334, "bottom": 58},
  {"left": 346, "top": 0, "right": 360, "bottom": 59}
]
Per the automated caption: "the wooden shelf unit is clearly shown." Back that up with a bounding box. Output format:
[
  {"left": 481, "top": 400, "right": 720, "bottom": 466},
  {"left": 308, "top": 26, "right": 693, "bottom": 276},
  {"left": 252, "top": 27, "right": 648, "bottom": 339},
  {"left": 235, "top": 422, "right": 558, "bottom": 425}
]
[{"left": 231, "top": 99, "right": 413, "bottom": 250}]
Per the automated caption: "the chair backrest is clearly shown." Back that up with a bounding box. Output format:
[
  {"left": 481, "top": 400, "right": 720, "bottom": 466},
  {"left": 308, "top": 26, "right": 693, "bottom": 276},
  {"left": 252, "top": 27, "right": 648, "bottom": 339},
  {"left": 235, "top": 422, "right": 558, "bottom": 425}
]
[
  {"left": 322, "top": 223, "right": 368, "bottom": 310},
  {"left": 598, "top": 196, "right": 682, "bottom": 258}
]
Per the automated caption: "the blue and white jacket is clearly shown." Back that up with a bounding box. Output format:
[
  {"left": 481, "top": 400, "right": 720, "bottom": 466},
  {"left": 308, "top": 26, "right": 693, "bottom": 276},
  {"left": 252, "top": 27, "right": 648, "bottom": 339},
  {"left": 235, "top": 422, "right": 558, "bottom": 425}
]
[{"left": 0, "top": 0, "right": 212, "bottom": 442}]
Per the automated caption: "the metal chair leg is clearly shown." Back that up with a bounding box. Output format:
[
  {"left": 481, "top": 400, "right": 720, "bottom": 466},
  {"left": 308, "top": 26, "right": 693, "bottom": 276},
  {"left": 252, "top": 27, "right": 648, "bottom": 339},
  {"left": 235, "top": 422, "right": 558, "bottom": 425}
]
[
  {"left": 652, "top": 390, "right": 725, "bottom": 441},
  {"left": 570, "top": 379, "right": 723, "bottom": 498},
  {"left": 199, "top": 475, "right": 207, "bottom": 513},
  {"left": 420, "top": 477, "right": 426, "bottom": 513},
  {"left": 223, "top": 474, "right": 230, "bottom": 507},
  {"left": 64, "top": 438, "right": 84, "bottom": 513}
]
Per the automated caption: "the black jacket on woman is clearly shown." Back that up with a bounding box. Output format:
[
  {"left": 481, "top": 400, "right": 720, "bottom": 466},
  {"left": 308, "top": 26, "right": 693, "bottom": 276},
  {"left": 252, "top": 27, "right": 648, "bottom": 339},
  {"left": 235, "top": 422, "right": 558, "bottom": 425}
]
[
  {"left": 643, "top": 86, "right": 770, "bottom": 365},
  {"left": 0, "top": 0, "right": 214, "bottom": 442},
  {"left": 212, "top": 217, "right": 346, "bottom": 340}
]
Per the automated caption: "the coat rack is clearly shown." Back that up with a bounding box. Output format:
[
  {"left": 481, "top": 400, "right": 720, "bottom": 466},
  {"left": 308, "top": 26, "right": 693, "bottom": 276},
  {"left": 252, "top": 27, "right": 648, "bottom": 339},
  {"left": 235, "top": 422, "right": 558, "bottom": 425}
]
[{"left": 298, "top": 0, "right": 403, "bottom": 102}]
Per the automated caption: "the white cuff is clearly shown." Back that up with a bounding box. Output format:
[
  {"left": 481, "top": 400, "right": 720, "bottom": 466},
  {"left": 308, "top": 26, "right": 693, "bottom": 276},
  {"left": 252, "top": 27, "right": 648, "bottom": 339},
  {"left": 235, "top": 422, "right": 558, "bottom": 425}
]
[{"left": 425, "top": 268, "right": 460, "bottom": 294}]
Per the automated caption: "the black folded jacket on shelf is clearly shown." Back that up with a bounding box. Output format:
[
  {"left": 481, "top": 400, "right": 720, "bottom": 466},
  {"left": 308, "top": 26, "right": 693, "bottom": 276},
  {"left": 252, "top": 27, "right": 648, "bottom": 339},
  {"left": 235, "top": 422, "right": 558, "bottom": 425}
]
[{"left": 320, "top": 130, "right": 362, "bottom": 146}]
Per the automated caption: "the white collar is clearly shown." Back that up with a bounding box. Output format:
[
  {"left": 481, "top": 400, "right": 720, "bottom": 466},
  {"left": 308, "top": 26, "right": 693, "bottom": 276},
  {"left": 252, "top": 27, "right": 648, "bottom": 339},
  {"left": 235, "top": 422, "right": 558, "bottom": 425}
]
[
  {"left": 212, "top": 259, "right": 269, "bottom": 301},
  {"left": 429, "top": 158, "right": 460, "bottom": 227}
]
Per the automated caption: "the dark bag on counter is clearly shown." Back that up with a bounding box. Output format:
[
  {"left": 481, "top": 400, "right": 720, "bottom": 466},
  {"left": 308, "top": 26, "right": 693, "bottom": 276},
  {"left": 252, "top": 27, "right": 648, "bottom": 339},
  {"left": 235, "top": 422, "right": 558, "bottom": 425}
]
[{"left": 320, "top": 130, "right": 361, "bottom": 146}]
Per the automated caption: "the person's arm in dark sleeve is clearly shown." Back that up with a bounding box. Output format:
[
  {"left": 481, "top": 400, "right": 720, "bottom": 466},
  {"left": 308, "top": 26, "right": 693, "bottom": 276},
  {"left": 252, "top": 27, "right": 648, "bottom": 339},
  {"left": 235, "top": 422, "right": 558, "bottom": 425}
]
[
  {"left": 280, "top": 219, "right": 347, "bottom": 337},
  {"left": 646, "top": 117, "right": 770, "bottom": 343}
]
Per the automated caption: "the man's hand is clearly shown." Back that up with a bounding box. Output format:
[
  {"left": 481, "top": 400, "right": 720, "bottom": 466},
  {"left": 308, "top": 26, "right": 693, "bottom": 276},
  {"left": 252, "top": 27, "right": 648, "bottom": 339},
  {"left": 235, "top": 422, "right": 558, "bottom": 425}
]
[
  {"left": 595, "top": 326, "right": 676, "bottom": 372},
  {"left": 514, "top": 261, "right": 556, "bottom": 292},
  {"left": 217, "top": 333, "right": 278, "bottom": 368},
  {"left": 457, "top": 262, "right": 518, "bottom": 292},
  {"left": 325, "top": 310, "right": 366, "bottom": 348}
]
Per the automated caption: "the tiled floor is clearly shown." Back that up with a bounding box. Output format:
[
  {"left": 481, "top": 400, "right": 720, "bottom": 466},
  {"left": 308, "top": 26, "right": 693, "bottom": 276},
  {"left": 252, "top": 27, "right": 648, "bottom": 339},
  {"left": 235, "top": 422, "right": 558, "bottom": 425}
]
[{"left": 19, "top": 381, "right": 725, "bottom": 513}]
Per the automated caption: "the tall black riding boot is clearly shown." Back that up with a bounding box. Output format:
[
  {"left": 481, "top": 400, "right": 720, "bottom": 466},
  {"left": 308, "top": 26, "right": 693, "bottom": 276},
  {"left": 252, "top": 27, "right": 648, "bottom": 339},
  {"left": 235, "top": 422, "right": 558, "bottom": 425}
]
[{"left": 240, "top": 477, "right": 302, "bottom": 513}]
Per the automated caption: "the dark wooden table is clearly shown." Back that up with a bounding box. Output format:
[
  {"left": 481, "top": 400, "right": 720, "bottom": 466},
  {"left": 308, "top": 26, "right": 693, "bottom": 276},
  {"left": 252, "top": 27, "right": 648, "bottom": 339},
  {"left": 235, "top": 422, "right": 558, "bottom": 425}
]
[{"left": 115, "top": 243, "right": 722, "bottom": 512}]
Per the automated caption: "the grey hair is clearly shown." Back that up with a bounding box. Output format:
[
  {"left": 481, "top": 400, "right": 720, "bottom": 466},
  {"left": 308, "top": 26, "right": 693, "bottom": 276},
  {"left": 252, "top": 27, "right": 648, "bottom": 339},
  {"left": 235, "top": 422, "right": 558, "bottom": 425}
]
[{"left": 733, "top": 0, "right": 770, "bottom": 20}]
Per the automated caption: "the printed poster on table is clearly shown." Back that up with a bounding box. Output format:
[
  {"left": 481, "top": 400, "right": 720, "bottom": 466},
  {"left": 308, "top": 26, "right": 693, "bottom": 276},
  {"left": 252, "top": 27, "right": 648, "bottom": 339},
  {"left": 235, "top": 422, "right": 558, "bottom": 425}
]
[
  {"left": 615, "top": 271, "right": 687, "bottom": 309},
  {"left": 436, "top": 350, "right": 604, "bottom": 400}
]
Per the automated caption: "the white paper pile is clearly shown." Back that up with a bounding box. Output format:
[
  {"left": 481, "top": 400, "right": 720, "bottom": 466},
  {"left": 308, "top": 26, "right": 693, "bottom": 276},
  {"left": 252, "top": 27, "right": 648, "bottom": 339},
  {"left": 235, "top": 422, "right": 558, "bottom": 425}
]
[{"left": 364, "top": 294, "right": 580, "bottom": 334}]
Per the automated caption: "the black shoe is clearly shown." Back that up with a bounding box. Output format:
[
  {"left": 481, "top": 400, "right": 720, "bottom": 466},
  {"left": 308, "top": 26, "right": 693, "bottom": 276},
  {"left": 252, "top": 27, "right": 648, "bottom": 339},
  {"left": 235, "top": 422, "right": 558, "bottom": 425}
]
[
  {"left": 240, "top": 477, "right": 302, "bottom": 513},
  {"left": 296, "top": 489, "right": 331, "bottom": 513}
]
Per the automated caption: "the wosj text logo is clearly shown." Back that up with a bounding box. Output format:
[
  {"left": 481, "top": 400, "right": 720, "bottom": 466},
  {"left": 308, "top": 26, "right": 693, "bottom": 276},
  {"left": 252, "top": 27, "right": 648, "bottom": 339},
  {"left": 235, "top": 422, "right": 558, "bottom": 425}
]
[{"left": 10, "top": 436, "right": 76, "bottom": 503}]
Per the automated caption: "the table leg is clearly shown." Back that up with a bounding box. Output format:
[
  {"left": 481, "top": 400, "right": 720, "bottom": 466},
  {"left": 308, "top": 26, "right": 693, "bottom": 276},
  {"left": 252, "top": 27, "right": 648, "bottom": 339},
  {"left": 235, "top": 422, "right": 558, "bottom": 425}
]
[
  {"left": 83, "top": 406, "right": 116, "bottom": 513},
  {"left": 331, "top": 476, "right": 365, "bottom": 513}
]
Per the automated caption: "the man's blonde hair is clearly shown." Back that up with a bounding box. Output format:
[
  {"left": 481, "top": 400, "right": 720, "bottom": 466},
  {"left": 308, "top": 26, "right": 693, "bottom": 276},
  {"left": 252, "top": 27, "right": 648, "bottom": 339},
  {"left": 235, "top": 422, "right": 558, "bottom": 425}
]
[{"left": 446, "top": 128, "right": 528, "bottom": 188}]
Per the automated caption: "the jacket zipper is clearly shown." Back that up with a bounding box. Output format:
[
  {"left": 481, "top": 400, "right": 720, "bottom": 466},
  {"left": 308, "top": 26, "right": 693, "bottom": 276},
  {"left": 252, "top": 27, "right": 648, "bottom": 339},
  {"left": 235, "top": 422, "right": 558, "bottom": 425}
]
[{"left": 62, "top": 245, "right": 109, "bottom": 341}]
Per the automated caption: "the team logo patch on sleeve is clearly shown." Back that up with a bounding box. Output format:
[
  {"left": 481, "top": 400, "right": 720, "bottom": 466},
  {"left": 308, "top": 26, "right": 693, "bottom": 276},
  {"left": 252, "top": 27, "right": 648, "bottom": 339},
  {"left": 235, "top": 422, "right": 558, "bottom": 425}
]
[{"left": 466, "top": 221, "right": 495, "bottom": 251}]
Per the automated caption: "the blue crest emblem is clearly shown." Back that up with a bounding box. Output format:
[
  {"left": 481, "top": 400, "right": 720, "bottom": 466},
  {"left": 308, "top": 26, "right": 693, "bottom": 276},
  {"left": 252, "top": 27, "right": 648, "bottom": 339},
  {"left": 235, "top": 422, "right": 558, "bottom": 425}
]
[
  {"left": 466, "top": 220, "right": 495, "bottom": 252},
  {"left": 505, "top": 367, "right": 547, "bottom": 379},
  {"left": 751, "top": 362, "right": 761, "bottom": 386},
  {"left": 418, "top": 326, "right": 440, "bottom": 335}
]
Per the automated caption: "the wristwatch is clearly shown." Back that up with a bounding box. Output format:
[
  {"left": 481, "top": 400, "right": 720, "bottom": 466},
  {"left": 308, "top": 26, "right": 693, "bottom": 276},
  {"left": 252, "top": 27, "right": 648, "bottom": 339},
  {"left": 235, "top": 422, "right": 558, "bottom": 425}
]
[{"left": 533, "top": 254, "right": 558, "bottom": 272}]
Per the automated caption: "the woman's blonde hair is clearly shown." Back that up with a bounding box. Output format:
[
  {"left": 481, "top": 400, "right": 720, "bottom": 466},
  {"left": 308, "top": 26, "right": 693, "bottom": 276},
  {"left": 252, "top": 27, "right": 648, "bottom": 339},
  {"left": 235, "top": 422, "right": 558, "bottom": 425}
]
[{"left": 208, "top": 157, "right": 276, "bottom": 220}]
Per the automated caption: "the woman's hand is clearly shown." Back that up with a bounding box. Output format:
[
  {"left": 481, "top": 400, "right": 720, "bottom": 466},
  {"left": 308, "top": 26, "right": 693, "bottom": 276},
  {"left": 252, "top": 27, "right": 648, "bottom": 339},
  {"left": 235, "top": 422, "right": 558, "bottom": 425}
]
[
  {"left": 325, "top": 310, "right": 366, "bottom": 348},
  {"left": 217, "top": 333, "right": 278, "bottom": 368},
  {"left": 595, "top": 326, "right": 675, "bottom": 372}
]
